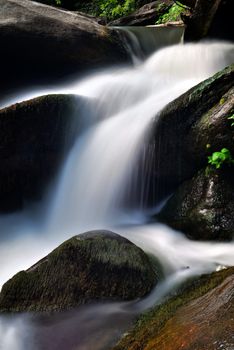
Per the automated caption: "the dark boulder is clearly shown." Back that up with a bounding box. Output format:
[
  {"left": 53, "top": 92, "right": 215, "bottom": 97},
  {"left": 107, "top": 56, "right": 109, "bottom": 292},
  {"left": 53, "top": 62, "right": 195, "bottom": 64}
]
[
  {"left": 158, "top": 167, "right": 234, "bottom": 241},
  {"left": 0, "top": 0, "right": 129, "bottom": 102},
  {"left": 145, "top": 64, "right": 234, "bottom": 204},
  {"left": 109, "top": 0, "right": 173, "bottom": 26},
  {"left": 113, "top": 266, "right": 234, "bottom": 350},
  {"left": 183, "top": 0, "right": 233, "bottom": 42},
  {"left": 0, "top": 230, "right": 159, "bottom": 312},
  {"left": 208, "top": 0, "right": 234, "bottom": 41},
  {"left": 0, "top": 94, "right": 89, "bottom": 212}
]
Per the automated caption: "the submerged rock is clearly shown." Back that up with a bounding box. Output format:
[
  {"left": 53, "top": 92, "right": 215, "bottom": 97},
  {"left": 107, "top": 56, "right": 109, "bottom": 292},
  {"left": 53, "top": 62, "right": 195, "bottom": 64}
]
[
  {"left": 0, "top": 230, "right": 158, "bottom": 312},
  {"left": 108, "top": 0, "right": 173, "bottom": 26},
  {"left": 0, "top": 0, "right": 129, "bottom": 101},
  {"left": 0, "top": 94, "right": 89, "bottom": 212},
  {"left": 146, "top": 63, "right": 234, "bottom": 204},
  {"left": 158, "top": 167, "right": 234, "bottom": 241},
  {"left": 113, "top": 266, "right": 234, "bottom": 350}
]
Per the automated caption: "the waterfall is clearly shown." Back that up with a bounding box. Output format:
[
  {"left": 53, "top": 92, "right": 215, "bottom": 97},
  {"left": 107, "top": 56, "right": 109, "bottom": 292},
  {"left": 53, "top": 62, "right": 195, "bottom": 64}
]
[
  {"left": 47, "top": 41, "right": 234, "bottom": 232},
  {"left": 0, "top": 30, "right": 234, "bottom": 350},
  {"left": 116, "top": 25, "right": 185, "bottom": 60}
]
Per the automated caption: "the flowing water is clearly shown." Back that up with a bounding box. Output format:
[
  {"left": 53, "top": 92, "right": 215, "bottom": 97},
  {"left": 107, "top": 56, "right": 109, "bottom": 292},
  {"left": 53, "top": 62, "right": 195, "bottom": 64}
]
[{"left": 0, "top": 28, "right": 234, "bottom": 350}]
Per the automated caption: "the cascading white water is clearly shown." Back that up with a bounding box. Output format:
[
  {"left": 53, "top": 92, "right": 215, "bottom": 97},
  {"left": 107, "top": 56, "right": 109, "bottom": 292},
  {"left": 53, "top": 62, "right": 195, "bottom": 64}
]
[
  {"left": 115, "top": 25, "right": 185, "bottom": 61},
  {"left": 0, "top": 38, "right": 234, "bottom": 350},
  {"left": 0, "top": 316, "right": 32, "bottom": 350},
  {"left": 47, "top": 41, "right": 234, "bottom": 231}
]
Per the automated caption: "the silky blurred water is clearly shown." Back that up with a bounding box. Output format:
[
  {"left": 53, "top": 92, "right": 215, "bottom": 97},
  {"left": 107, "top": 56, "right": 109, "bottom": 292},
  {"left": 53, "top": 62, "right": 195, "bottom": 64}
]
[{"left": 0, "top": 40, "right": 234, "bottom": 350}]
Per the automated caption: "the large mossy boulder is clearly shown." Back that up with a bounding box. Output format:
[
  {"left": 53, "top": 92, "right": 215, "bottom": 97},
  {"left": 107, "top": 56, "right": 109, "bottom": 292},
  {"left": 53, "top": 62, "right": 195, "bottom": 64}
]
[
  {"left": 108, "top": 0, "right": 173, "bottom": 26},
  {"left": 0, "top": 94, "right": 89, "bottom": 212},
  {"left": 158, "top": 167, "right": 234, "bottom": 241},
  {"left": 0, "top": 230, "right": 158, "bottom": 312},
  {"left": 113, "top": 266, "right": 234, "bottom": 350},
  {"left": 146, "top": 64, "right": 234, "bottom": 204},
  {"left": 0, "top": 0, "right": 129, "bottom": 101}
]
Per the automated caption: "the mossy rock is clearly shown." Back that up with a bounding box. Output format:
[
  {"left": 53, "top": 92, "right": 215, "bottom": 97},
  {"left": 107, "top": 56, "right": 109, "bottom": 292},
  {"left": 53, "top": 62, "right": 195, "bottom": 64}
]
[
  {"left": 145, "top": 63, "right": 234, "bottom": 204},
  {"left": 113, "top": 266, "right": 234, "bottom": 350},
  {"left": 158, "top": 167, "right": 234, "bottom": 241},
  {"left": 0, "top": 94, "right": 91, "bottom": 213},
  {"left": 0, "top": 230, "right": 159, "bottom": 312}
]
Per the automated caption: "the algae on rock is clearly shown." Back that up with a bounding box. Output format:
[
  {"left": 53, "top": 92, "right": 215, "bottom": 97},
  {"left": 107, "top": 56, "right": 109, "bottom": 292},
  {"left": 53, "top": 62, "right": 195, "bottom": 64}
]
[
  {"left": 0, "top": 230, "right": 159, "bottom": 312},
  {"left": 113, "top": 267, "right": 234, "bottom": 350}
]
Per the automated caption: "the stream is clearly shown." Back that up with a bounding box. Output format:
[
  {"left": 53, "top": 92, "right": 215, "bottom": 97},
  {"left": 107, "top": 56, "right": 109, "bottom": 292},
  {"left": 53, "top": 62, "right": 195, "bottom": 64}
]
[{"left": 0, "top": 27, "right": 234, "bottom": 350}]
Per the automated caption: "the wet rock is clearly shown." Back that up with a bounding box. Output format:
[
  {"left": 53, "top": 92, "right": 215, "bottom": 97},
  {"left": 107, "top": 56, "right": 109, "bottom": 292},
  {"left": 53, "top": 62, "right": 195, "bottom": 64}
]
[
  {"left": 0, "top": 230, "right": 159, "bottom": 312},
  {"left": 113, "top": 266, "right": 234, "bottom": 350},
  {"left": 0, "top": 94, "right": 89, "bottom": 212},
  {"left": 109, "top": 0, "right": 173, "bottom": 26},
  {"left": 183, "top": 0, "right": 233, "bottom": 42},
  {"left": 158, "top": 167, "right": 234, "bottom": 241},
  {"left": 207, "top": 0, "right": 234, "bottom": 41},
  {"left": 0, "top": 0, "right": 129, "bottom": 101},
  {"left": 146, "top": 64, "right": 234, "bottom": 203}
]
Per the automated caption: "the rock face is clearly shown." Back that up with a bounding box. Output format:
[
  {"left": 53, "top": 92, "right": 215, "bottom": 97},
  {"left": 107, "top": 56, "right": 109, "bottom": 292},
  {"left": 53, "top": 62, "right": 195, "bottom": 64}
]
[
  {"left": 145, "top": 64, "right": 234, "bottom": 204},
  {"left": 0, "top": 0, "right": 129, "bottom": 101},
  {"left": 159, "top": 168, "right": 234, "bottom": 241},
  {"left": 183, "top": 0, "right": 233, "bottom": 42},
  {"left": 109, "top": 0, "right": 173, "bottom": 26},
  {"left": 208, "top": 0, "right": 234, "bottom": 41},
  {"left": 0, "top": 230, "right": 158, "bottom": 312},
  {"left": 0, "top": 94, "right": 89, "bottom": 212},
  {"left": 113, "top": 267, "right": 234, "bottom": 350}
]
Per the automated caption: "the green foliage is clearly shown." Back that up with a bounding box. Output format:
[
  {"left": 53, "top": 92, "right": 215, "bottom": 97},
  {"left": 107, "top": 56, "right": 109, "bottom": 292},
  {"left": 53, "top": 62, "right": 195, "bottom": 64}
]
[
  {"left": 36, "top": 0, "right": 136, "bottom": 20},
  {"left": 208, "top": 148, "right": 234, "bottom": 169},
  {"left": 228, "top": 113, "right": 234, "bottom": 127},
  {"left": 156, "top": 3, "right": 184, "bottom": 24},
  {"left": 99, "top": 0, "right": 136, "bottom": 20}
]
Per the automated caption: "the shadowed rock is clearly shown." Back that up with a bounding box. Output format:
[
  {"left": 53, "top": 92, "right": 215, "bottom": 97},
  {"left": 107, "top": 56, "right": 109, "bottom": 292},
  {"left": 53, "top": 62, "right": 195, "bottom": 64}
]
[
  {"left": 0, "top": 230, "right": 159, "bottom": 312},
  {"left": 0, "top": 94, "right": 90, "bottom": 212},
  {"left": 145, "top": 64, "right": 234, "bottom": 204},
  {"left": 0, "top": 0, "right": 129, "bottom": 101},
  {"left": 158, "top": 167, "right": 234, "bottom": 241}
]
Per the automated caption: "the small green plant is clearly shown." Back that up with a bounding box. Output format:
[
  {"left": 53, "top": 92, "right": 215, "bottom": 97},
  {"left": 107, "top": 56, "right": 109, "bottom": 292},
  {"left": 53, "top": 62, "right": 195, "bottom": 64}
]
[
  {"left": 156, "top": 3, "right": 184, "bottom": 24},
  {"left": 228, "top": 113, "right": 234, "bottom": 127},
  {"left": 208, "top": 148, "right": 234, "bottom": 169}
]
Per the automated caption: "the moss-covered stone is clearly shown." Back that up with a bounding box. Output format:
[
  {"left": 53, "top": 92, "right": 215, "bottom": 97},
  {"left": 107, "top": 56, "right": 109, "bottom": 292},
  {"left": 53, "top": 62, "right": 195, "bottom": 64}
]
[
  {"left": 145, "top": 64, "right": 234, "bottom": 204},
  {"left": 158, "top": 167, "right": 234, "bottom": 241},
  {"left": 113, "top": 266, "right": 234, "bottom": 350},
  {"left": 0, "top": 94, "right": 89, "bottom": 212},
  {"left": 0, "top": 230, "right": 159, "bottom": 312}
]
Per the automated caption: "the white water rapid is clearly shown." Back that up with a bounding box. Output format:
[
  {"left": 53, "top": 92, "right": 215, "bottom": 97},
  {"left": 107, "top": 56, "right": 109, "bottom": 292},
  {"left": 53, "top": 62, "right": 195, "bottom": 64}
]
[{"left": 0, "top": 37, "right": 234, "bottom": 350}]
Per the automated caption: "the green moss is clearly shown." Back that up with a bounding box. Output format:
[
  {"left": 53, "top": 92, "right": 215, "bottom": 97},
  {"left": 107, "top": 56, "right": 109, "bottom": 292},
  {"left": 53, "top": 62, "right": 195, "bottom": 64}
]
[
  {"left": 0, "top": 231, "right": 159, "bottom": 312},
  {"left": 219, "top": 97, "right": 226, "bottom": 105},
  {"left": 113, "top": 267, "right": 234, "bottom": 350}
]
